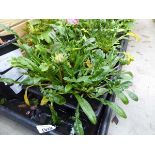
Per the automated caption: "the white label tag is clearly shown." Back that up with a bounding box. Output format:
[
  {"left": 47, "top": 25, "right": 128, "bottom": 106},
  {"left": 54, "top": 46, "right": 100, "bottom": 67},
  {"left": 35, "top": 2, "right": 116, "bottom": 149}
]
[
  {"left": 10, "top": 84, "right": 22, "bottom": 94},
  {"left": 18, "top": 75, "right": 28, "bottom": 82},
  {"left": 0, "top": 66, "right": 26, "bottom": 94},
  {"left": 0, "top": 49, "right": 22, "bottom": 72},
  {"left": 1, "top": 67, "right": 25, "bottom": 81},
  {"left": 0, "top": 48, "right": 27, "bottom": 94},
  {"left": 36, "top": 125, "right": 56, "bottom": 134}
]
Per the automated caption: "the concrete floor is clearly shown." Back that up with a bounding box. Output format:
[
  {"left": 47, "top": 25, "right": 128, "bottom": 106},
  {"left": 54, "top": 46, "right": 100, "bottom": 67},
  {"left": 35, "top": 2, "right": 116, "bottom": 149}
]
[
  {"left": 0, "top": 19, "right": 155, "bottom": 135},
  {"left": 109, "top": 19, "right": 155, "bottom": 135},
  {"left": 0, "top": 115, "right": 36, "bottom": 135}
]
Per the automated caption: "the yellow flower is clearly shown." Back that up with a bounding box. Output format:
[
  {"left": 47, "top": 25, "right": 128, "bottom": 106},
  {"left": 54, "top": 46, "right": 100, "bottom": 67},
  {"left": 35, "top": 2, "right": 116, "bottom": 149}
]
[
  {"left": 124, "top": 52, "right": 134, "bottom": 65},
  {"left": 127, "top": 32, "right": 141, "bottom": 42},
  {"left": 85, "top": 59, "right": 93, "bottom": 68},
  {"left": 81, "top": 28, "right": 89, "bottom": 34},
  {"left": 55, "top": 53, "right": 65, "bottom": 63}
]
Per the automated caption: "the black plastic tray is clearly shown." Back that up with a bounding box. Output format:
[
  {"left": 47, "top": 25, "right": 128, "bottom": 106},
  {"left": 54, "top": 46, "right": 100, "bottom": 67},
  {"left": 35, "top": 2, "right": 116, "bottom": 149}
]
[
  {"left": 0, "top": 36, "right": 128, "bottom": 135},
  {"left": 0, "top": 93, "right": 115, "bottom": 135},
  {"left": 0, "top": 34, "right": 17, "bottom": 56},
  {"left": 0, "top": 34, "right": 23, "bottom": 99}
]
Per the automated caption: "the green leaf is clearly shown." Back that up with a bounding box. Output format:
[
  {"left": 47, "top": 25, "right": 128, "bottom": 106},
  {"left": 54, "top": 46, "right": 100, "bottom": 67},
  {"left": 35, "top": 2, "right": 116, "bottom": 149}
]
[
  {"left": 39, "top": 63, "right": 49, "bottom": 72},
  {"left": 120, "top": 71, "right": 133, "bottom": 80},
  {"left": 100, "top": 99, "right": 127, "bottom": 118},
  {"left": 49, "top": 105, "right": 60, "bottom": 124},
  {"left": 21, "top": 77, "right": 45, "bottom": 85},
  {"left": 65, "top": 84, "right": 72, "bottom": 93},
  {"left": 73, "top": 105, "right": 84, "bottom": 135},
  {"left": 16, "top": 44, "right": 33, "bottom": 53},
  {"left": 0, "top": 78, "right": 17, "bottom": 84},
  {"left": 95, "top": 88, "right": 108, "bottom": 97},
  {"left": 102, "top": 66, "right": 111, "bottom": 72},
  {"left": 63, "top": 77, "right": 76, "bottom": 83},
  {"left": 11, "top": 57, "right": 37, "bottom": 71},
  {"left": 77, "top": 76, "right": 91, "bottom": 83},
  {"left": 83, "top": 38, "right": 96, "bottom": 46},
  {"left": 0, "top": 24, "right": 19, "bottom": 38},
  {"left": 39, "top": 31, "right": 51, "bottom": 43},
  {"left": 53, "top": 95, "right": 66, "bottom": 105},
  {"left": 116, "top": 92, "right": 129, "bottom": 105},
  {"left": 74, "top": 118, "right": 84, "bottom": 135},
  {"left": 0, "top": 98, "right": 6, "bottom": 105},
  {"left": 125, "top": 71, "right": 133, "bottom": 78},
  {"left": 35, "top": 44, "right": 47, "bottom": 53},
  {"left": 120, "top": 81, "right": 132, "bottom": 89},
  {"left": 41, "top": 89, "right": 66, "bottom": 105},
  {"left": 75, "top": 94, "right": 96, "bottom": 124},
  {"left": 126, "top": 90, "right": 138, "bottom": 101}
]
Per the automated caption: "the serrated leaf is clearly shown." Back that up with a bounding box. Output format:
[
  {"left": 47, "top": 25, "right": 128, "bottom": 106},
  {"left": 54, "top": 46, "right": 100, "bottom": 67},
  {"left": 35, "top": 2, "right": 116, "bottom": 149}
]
[
  {"left": 39, "top": 63, "right": 49, "bottom": 72},
  {"left": 39, "top": 31, "right": 51, "bottom": 43},
  {"left": 11, "top": 57, "right": 36, "bottom": 71},
  {"left": 17, "top": 44, "right": 33, "bottom": 53},
  {"left": 0, "top": 24, "right": 19, "bottom": 38},
  {"left": 75, "top": 94, "right": 96, "bottom": 124},
  {"left": 126, "top": 90, "right": 138, "bottom": 101},
  {"left": 35, "top": 44, "right": 47, "bottom": 52},
  {"left": 49, "top": 105, "right": 60, "bottom": 124},
  {"left": 21, "top": 77, "right": 45, "bottom": 85}
]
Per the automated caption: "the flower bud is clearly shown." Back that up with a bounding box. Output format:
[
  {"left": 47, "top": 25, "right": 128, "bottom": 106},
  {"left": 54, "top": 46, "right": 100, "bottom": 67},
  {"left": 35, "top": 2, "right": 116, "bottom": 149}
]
[
  {"left": 55, "top": 53, "right": 65, "bottom": 63},
  {"left": 66, "top": 19, "right": 79, "bottom": 25}
]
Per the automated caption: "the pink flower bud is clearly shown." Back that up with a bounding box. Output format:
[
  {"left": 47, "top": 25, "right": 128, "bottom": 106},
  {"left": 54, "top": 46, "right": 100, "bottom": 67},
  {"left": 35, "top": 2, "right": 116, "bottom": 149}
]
[{"left": 66, "top": 19, "right": 79, "bottom": 25}]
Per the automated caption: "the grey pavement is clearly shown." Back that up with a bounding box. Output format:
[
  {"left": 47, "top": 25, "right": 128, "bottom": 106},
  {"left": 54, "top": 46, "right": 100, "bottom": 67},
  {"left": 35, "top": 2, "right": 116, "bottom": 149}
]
[{"left": 109, "top": 19, "right": 155, "bottom": 135}]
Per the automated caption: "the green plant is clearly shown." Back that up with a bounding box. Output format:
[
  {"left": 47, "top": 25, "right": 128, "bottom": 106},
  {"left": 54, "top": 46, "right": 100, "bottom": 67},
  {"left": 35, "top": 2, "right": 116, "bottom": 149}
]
[
  {"left": 0, "top": 98, "right": 6, "bottom": 105},
  {"left": 0, "top": 19, "right": 138, "bottom": 135},
  {"left": 78, "top": 20, "right": 128, "bottom": 52}
]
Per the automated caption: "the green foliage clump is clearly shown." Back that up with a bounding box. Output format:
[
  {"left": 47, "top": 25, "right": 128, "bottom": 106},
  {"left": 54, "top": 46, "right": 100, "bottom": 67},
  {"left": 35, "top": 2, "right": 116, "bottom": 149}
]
[{"left": 0, "top": 19, "right": 138, "bottom": 135}]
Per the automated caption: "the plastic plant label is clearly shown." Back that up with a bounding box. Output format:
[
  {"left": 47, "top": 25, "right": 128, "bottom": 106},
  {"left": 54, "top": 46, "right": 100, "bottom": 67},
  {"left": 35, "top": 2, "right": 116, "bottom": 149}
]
[
  {"left": 0, "top": 49, "right": 22, "bottom": 72},
  {"left": 0, "top": 67, "right": 26, "bottom": 94},
  {"left": 0, "top": 48, "right": 27, "bottom": 94},
  {"left": 10, "top": 83, "right": 23, "bottom": 94},
  {"left": 36, "top": 125, "right": 56, "bottom": 134},
  {"left": 1, "top": 67, "right": 25, "bottom": 81},
  {"left": 17, "top": 75, "right": 28, "bottom": 82}
]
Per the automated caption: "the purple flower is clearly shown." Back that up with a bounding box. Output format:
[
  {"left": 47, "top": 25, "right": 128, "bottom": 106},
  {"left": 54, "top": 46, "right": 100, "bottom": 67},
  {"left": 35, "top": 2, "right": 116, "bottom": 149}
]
[{"left": 66, "top": 19, "right": 79, "bottom": 25}]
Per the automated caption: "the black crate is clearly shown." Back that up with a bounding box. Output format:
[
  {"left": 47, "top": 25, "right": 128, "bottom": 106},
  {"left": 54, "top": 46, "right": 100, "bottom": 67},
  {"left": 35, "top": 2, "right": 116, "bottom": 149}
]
[{"left": 0, "top": 37, "right": 128, "bottom": 135}]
